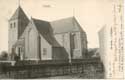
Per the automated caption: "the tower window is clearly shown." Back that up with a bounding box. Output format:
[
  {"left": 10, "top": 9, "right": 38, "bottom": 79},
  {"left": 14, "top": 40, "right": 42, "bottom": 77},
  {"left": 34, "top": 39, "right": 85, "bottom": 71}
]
[
  {"left": 13, "top": 22, "right": 16, "bottom": 28},
  {"left": 10, "top": 23, "right": 12, "bottom": 28},
  {"left": 10, "top": 22, "right": 16, "bottom": 28}
]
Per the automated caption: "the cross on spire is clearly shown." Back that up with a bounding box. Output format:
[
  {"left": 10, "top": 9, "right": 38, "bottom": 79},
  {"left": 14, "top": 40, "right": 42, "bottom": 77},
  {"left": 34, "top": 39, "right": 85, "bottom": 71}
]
[
  {"left": 73, "top": 8, "right": 75, "bottom": 17},
  {"left": 18, "top": 0, "right": 20, "bottom": 7}
]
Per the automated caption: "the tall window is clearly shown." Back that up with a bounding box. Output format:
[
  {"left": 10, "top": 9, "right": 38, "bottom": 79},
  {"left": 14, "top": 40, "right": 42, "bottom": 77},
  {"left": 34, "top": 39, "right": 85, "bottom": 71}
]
[
  {"left": 10, "top": 23, "right": 13, "bottom": 28},
  {"left": 74, "top": 34, "right": 78, "bottom": 49},
  {"left": 18, "top": 47, "right": 21, "bottom": 57},
  {"left": 72, "top": 33, "right": 78, "bottom": 49},
  {"left": 10, "top": 22, "right": 16, "bottom": 28},
  {"left": 43, "top": 48, "right": 47, "bottom": 55},
  {"left": 13, "top": 22, "right": 16, "bottom": 28}
]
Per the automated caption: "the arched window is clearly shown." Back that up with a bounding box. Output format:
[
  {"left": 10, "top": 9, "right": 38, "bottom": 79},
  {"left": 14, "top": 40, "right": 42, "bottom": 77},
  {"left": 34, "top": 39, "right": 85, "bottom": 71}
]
[
  {"left": 10, "top": 22, "right": 16, "bottom": 28},
  {"left": 18, "top": 47, "right": 21, "bottom": 56},
  {"left": 71, "top": 33, "right": 78, "bottom": 49},
  {"left": 74, "top": 34, "right": 78, "bottom": 49},
  {"left": 13, "top": 22, "right": 16, "bottom": 28},
  {"left": 10, "top": 23, "right": 12, "bottom": 28}
]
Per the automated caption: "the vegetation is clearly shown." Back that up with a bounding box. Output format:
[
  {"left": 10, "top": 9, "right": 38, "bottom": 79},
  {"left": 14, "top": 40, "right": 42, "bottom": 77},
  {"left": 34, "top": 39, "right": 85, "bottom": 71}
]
[
  {"left": 0, "top": 51, "right": 8, "bottom": 60},
  {"left": 87, "top": 48, "right": 100, "bottom": 58}
]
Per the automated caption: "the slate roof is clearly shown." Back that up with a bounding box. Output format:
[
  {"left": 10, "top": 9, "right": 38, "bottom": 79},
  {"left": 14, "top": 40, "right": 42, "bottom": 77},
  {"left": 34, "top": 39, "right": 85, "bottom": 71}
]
[
  {"left": 50, "top": 17, "right": 84, "bottom": 34},
  {"left": 9, "top": 6, "right": 29, "bottom": 21},
  {"left": 32, "top": 18, "right": 61, "bottom": 47},
  {"left": 14, "top": 17, "right": 85, "bottom": 48}
]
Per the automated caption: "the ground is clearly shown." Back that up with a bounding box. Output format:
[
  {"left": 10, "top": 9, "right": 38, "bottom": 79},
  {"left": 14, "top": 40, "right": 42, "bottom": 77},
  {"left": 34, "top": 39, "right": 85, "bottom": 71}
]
[{"left": 41, "top": 73, "right": 104, "bottom": 79}]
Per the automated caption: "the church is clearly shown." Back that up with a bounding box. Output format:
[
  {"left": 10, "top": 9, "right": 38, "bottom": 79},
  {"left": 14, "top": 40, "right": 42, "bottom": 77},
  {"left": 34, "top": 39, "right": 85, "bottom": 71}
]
[{"left": 8, "top": 6, "right": 88, "bottom": 61}]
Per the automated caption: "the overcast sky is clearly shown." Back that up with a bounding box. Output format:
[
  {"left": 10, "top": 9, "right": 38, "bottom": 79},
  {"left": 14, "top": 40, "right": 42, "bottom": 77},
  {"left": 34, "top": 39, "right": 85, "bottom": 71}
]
[{"left": 0, "top": 0, "right": 114, "bottom": 52}]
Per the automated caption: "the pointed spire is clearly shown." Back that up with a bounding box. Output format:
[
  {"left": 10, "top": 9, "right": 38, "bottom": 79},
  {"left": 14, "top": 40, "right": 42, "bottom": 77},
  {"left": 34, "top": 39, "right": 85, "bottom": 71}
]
[{"left": 9, "top": 6, "right": 29, "bottom": 21}]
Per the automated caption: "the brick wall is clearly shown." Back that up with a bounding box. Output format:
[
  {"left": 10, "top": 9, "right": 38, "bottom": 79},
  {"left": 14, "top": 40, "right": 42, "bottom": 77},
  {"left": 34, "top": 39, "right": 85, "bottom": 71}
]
[{"left": 0, "top": 59, "right": 104, "bottom": 79}]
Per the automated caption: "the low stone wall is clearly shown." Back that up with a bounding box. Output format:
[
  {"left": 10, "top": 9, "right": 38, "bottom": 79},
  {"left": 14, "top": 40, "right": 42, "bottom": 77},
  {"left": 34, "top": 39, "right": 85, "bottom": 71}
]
[{"left": 0, "top": 59, "right": 104, "bottom": 79}]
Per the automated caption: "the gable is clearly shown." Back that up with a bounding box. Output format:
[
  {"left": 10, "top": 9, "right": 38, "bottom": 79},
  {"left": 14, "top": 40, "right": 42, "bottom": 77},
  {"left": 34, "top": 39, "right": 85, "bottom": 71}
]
[
  {"left": 50, "top": 17, "right": 84, "bottom": 34},
  {"left": 32, "top": 18, "right": 61, "bottom": 47},
  {"left": 19, "top": 20, "right": 38, "bottom": 39}
]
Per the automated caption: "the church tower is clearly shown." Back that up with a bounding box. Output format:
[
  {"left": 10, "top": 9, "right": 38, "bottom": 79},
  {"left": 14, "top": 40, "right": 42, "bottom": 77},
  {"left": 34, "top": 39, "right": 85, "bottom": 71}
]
[{"left": 8, "top": 6, "right": 29, "bottom": 54}]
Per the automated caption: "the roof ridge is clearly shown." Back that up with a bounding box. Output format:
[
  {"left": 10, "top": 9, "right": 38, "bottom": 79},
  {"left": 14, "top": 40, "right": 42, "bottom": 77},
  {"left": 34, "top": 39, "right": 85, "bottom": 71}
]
[
  {"left": 30, "top": 18, "right": 61, "bottom": 47},
  {"left": 50, "top": 16, "right": 85, "bottom": 34},
  {"left": 50, "top": 16, "right": 75, "bottom": 22},
  {"left": 31, "top": 18, "right": 50, "bottom": 23}
]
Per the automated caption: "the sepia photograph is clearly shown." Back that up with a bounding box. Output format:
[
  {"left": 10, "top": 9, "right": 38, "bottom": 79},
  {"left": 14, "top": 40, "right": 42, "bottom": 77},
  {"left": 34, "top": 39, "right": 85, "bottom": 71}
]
[{"left": 0, "top": 0, "right": 124, "bottom": 79}]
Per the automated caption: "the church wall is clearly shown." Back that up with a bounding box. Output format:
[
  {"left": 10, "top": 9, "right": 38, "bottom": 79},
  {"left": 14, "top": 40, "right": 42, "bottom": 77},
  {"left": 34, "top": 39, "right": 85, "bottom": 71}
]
[
  {"left": 71, "top": 32, "right": 83, "bottom": 59},
  {"left": 54, "top": 33, "right": 71, "bottom": 59},
  {"left": 54, "top": 31, "right": 86, "bottom": 59},
  {"left": 18, "top": 21, "right": 53, "bottom": 61},
  {"left": 23, "top": 23, "right": 39, "bottom": 60},
  {"left": 70, "top": 31, "right": 88, "bottom": 59},
  {"left": 24, "top": 26, "right": 30, "bottom": 60},
  {"left": 40, "top": 35, "right": 52, "bottom": 60},
  {"left": 8, "top": 20, "right": 18, "bottom": 53},
  {"left": 26, "top": 28, "right": 38, "bottom": 60},
  {"left": 80, "top": 32, "right": 88, "bottom": 58}
]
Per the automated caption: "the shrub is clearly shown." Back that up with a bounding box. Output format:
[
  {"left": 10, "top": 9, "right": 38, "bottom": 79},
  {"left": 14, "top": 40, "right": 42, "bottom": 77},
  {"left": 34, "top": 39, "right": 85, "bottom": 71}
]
[{"left": 0, "top": 51, "right": 8, "bottom": 60}]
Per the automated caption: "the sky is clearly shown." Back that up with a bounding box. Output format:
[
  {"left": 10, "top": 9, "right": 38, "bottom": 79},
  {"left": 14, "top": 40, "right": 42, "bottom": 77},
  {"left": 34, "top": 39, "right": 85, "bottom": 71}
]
[{"left": 0, "top": 0, "right": 114, "bottom": 53}]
